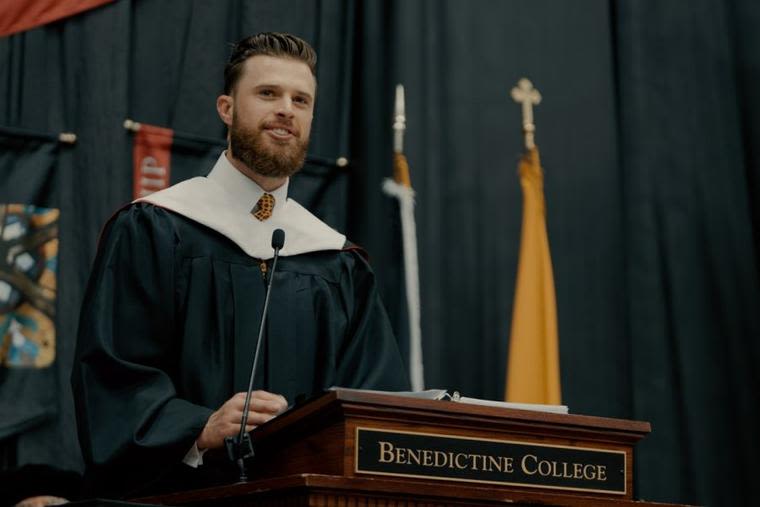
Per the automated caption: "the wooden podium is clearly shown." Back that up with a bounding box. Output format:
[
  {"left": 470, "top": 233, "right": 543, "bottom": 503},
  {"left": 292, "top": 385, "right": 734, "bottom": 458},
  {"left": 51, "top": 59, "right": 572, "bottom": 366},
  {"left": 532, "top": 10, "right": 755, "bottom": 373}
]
[{"left": 140, "top": 389, "right": 693, "bottom": 506}]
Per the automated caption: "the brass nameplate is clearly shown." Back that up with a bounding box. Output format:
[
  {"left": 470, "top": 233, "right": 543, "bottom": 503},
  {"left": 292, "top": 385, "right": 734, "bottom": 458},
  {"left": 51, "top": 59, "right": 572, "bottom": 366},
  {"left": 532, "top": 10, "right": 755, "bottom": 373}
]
[{"left": 355, "top": 427, "right": 626, "bottom": 495}]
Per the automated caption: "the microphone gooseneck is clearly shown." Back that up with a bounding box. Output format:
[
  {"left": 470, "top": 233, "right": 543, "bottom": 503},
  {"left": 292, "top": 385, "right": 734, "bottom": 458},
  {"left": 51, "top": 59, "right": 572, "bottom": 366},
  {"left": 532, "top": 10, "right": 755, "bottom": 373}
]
[{"left": 226, "top": 228, "right": 286, "bottom": 483}]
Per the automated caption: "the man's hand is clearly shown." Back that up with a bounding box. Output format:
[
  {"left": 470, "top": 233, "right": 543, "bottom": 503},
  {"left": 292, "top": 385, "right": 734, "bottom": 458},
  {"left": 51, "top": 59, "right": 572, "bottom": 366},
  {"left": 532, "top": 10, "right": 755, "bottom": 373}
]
[
  {"left": 196, "top": 390, "right": 288, "bottom": 450},
  {"left": 14, "top": 496, "right": 68, "bottom": 506}
]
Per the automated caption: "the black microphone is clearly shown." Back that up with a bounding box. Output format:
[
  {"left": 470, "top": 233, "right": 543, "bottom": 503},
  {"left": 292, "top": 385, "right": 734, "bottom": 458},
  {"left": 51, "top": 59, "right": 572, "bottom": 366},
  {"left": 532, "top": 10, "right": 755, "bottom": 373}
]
[
  {"left": 271, "top": 228, "right": 285, "bottom": 250},
  {"left": 225, "top": 228, "right": 285, "bottom": 482}
]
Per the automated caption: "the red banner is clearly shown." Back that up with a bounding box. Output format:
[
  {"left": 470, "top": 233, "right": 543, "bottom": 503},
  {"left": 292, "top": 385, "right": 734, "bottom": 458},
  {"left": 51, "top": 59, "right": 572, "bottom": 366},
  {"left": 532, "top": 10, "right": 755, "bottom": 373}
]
[
  {"left": 132, "top": 124, "right": 174, "bottom": 200},
  {"left": 0, "top": 0, "right": 114, "bottom": 37}
]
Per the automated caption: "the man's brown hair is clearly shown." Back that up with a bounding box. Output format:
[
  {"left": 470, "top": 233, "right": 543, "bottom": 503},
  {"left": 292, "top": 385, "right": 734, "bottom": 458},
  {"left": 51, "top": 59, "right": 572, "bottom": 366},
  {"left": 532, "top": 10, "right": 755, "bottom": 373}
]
[{"left": 224, "top": 32, "right": 317, "bottom": 94}]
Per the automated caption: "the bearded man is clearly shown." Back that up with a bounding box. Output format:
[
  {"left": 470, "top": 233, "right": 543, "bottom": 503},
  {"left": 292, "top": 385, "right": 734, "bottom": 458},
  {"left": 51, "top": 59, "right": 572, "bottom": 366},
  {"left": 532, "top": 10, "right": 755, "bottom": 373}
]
[{"left": 72, "top": 33, "right": 409, "bottom": 499}]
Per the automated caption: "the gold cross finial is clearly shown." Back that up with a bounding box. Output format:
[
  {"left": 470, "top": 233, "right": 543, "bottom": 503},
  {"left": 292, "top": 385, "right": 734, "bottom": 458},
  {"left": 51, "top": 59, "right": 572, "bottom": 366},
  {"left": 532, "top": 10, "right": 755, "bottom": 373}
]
[{"left": 510, "top": 78, "right": 542, "bottom": 149}]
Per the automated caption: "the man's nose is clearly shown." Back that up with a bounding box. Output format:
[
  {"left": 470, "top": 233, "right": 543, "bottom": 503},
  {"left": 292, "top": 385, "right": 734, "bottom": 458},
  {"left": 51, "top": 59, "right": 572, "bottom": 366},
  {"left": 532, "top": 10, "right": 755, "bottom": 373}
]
[{"left": 275, "top": 97, "right": 295, "bottom": 118}]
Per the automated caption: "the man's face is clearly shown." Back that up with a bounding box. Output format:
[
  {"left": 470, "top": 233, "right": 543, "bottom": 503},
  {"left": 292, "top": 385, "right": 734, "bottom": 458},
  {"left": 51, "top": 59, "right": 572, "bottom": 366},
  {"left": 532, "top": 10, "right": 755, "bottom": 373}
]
[{"left": 223, "top": 55, "right": 316, "bottom": 178}]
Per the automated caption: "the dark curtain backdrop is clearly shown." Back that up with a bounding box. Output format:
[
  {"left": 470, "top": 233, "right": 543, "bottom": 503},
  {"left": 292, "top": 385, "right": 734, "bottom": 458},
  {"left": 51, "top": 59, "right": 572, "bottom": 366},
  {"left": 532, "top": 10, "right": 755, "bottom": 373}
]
[
  {"left": 0, "top": 1, "right": 758, "bottom": 506},
  {"left": 615, "top": 1, "right": 760, "bottom": 503}
]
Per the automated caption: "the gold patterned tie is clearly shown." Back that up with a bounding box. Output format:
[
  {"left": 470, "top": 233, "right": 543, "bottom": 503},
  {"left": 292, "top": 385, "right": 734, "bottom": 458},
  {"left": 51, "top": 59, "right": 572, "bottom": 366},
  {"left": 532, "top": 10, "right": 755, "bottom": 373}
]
[{"left": 252, "top": 193, "right": 275, "bottom": 221}]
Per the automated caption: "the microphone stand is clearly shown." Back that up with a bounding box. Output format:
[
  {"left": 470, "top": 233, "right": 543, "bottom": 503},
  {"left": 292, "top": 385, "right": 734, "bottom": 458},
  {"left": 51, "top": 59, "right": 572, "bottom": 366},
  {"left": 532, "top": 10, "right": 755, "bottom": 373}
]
[{"left": 225, "top": 229, "right": 285, "bottom": 482}]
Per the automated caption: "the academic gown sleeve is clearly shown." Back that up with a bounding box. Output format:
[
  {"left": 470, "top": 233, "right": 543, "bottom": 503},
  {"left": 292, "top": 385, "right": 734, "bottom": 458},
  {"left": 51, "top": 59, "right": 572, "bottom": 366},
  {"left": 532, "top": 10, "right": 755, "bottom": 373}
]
[
  {"left": 332, "top": 249, "right": 411, "bottom": 391},
  {"left": 71, "top": 205, "right": 213, "bottom": 498}
]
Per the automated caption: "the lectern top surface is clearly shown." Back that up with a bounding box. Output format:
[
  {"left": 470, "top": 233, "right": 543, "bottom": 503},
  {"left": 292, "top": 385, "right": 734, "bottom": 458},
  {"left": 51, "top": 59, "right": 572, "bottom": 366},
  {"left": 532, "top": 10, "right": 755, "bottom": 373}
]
[{"left": 251, "top": 389, "right": 651, "bottom": 443}]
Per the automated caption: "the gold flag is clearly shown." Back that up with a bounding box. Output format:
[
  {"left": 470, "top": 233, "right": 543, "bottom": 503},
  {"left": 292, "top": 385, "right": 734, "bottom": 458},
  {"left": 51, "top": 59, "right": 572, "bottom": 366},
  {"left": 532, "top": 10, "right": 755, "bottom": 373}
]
[{"left": 505, "top": 146, "right": 561, "bottom": 404}]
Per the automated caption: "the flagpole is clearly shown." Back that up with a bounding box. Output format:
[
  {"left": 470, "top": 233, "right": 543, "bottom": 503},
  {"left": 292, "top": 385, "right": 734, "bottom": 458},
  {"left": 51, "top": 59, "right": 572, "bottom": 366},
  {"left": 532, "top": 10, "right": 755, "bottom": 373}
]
[{"left": 382, "top": 84, "right": 425, "bottom": 391}]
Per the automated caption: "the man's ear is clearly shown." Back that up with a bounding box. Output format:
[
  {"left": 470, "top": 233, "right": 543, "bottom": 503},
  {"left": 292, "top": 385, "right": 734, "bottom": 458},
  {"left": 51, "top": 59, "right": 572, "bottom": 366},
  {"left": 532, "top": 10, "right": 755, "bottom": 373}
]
[{"left": 216, "top": 94, "right": 233, "bottom": 126}]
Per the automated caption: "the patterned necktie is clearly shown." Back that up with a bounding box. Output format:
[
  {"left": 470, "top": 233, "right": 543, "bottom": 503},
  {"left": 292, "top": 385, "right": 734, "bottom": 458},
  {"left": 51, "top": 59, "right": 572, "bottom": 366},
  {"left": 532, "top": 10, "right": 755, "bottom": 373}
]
[{"left": 252, "top": 193, "right": 275, "bottom": 221}]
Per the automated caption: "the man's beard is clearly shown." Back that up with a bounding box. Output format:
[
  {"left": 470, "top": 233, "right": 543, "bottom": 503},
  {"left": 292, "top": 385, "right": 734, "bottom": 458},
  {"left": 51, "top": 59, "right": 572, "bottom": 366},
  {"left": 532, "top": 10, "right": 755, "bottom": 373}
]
[{"left": 229, "top": 117, "right": 309, "bottom": 178}]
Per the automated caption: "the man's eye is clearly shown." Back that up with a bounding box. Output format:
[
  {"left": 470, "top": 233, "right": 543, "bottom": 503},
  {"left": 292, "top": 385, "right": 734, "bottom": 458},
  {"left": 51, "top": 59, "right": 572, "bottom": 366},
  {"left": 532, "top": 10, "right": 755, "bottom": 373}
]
[
  {"left": 294, "top": 96, "right": 309, "bottom": 105},
  {"left": 259, "top": 89, "right": 275, "bottom": 97}
]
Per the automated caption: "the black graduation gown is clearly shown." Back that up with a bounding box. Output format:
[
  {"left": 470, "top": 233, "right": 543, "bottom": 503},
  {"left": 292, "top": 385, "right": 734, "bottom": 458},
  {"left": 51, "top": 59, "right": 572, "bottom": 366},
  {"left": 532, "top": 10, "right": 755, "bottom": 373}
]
[{"left": 71, "top": 204, "right": 409, "bottom": 498}]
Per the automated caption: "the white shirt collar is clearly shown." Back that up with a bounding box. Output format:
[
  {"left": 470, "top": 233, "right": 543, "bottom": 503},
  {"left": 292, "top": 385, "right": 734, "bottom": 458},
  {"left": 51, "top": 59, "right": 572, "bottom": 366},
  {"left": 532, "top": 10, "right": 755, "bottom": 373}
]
[{"left": 207, "top": 151, "right": 290, "bottom": 218}]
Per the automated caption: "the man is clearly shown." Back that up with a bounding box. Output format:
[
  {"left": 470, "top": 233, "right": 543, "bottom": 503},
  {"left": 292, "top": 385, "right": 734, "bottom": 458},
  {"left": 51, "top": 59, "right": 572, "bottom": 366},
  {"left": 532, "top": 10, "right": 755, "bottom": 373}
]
[{"left": 72, "top": 33, "right": 409, "bottom": 499}]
